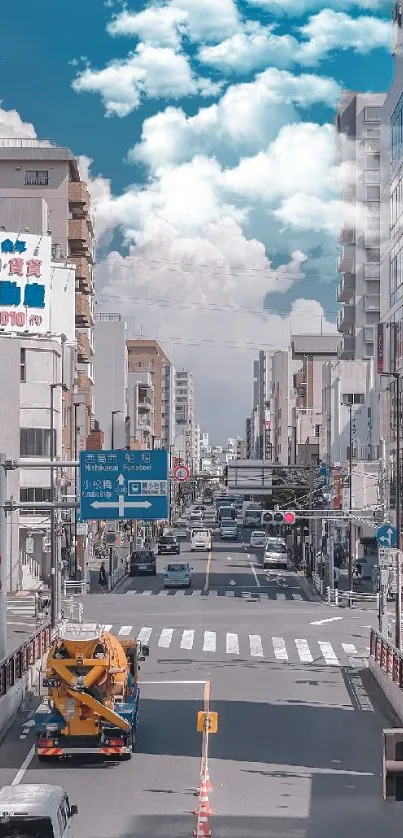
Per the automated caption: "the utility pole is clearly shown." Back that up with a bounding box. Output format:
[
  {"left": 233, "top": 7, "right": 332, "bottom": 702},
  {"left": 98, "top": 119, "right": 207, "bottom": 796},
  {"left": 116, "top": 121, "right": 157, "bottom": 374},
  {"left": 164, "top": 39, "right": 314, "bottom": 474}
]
[
  {"left": 348, "top": 403, "right": 353, "bottom": 594},
  {"left": 381, "top": 371, "right": 401, "bottom": 649},
  {"left": 0, "top": 454, "right": 7, "bottom": 659}
]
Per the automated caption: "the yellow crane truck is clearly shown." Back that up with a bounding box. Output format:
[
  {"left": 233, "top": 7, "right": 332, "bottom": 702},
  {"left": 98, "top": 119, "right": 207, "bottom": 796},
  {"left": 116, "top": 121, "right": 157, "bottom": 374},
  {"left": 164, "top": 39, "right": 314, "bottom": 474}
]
[{"left": 34, "top": 622, "right": 149, "bottom": 760}]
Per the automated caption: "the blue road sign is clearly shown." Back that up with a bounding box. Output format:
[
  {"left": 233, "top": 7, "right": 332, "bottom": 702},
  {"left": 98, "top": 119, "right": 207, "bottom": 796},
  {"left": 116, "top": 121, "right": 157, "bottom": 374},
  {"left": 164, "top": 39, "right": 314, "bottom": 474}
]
[
  {"left": 376, "top": 524, "right": 398, "bottom": 548},
  {"left": 79, "top": 449, "right": 169, "bottom": 521}
]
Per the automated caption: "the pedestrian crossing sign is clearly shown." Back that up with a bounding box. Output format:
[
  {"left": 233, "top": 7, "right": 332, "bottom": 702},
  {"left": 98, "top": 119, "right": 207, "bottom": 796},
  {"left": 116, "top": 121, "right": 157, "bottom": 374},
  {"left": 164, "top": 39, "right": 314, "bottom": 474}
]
[{"left": 197, "top": 711, "right": 218, "bottom": 734}]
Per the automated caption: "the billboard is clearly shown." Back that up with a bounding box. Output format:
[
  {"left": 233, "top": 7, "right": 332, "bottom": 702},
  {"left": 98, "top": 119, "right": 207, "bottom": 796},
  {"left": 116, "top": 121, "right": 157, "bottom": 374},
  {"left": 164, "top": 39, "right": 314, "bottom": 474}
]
[{"left": 376, "top": 323, "right": 384, "bottom": 374}]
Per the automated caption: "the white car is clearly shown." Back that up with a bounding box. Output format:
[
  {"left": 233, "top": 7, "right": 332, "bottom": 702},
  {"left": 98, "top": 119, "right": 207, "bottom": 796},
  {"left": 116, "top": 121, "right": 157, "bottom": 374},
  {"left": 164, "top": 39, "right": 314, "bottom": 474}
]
[
  {"left": 250, "top": 530, "right": 267, "bottom": 549},
  {"left": 190, "top": 528, "right": 212, "bottom": 551},
  {"left": 264, "top": 538, "right": 288, "bottom": 570}
]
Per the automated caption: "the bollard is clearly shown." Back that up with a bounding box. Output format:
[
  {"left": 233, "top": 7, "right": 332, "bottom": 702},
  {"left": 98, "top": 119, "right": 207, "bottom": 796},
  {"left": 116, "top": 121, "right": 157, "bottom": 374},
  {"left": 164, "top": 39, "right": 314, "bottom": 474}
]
[
  {"left": 335, "top": 589, "right": 338, "bottom": 607},
  {"left": 326, "top": 586, "right": 330, "bottom": 603}
]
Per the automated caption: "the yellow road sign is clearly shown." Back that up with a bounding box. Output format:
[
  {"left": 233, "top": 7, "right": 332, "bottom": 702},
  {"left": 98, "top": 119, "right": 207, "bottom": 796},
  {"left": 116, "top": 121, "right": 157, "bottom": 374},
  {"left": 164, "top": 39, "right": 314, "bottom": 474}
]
[{"left": 197, "top": 711, "right": 218, "bottom": 734}]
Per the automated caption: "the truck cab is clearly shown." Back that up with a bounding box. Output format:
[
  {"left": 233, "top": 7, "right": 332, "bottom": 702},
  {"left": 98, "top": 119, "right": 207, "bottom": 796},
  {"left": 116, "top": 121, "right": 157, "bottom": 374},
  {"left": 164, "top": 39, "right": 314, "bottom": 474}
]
[{"left": 0, "top": 784, "right": 78, "bottom": 837}]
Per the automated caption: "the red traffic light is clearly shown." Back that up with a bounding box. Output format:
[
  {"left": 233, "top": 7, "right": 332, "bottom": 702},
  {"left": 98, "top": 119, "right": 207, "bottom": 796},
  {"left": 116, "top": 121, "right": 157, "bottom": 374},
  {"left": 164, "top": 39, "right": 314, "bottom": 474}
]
[{"left": 283, "top": 511, "right": 296, "bottom": 525}]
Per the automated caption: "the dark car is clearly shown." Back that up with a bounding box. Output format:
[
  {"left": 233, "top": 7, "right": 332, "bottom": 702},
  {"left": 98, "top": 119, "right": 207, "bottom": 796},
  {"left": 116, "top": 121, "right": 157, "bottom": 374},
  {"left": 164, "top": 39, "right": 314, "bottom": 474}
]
[
  {"left": 158, "top": 534, "right": 180, "bottom": 555},
  {"left": 129, "top": 550, "right": 156, "bottom": 576}
]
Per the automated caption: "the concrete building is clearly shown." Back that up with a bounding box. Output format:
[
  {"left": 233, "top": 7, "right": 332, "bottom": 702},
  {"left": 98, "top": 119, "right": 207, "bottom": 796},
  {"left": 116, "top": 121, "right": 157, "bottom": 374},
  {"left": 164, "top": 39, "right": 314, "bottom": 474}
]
[
  {"left": 127, "top": 339, "right": 173, "bottom": 450},
  {"left": 174, "top": 370, "right": 196, "bottom": 470},
  {"left": 193, "top": 424, "right": 201, "bottom": 471},
  {"left": 290, "top": 334, "right": 339, "bottom": 465},
  {"left": 127, "top": 371, "right": 155, "bottom": 449},
  {"left": 161, "top": 363, "right": 176, "bottom": 451},
  {"left": 93, "top": 314, "right": 127, "bottom": 449},
  {"left": 0, "top": 138, "right": 95, "bottom": 441},
  {"left": 272, "top": 350, "right": 296, "bottom": 465},
  {"left": 335, "top": 91, "right": 385, "bottom": 360},
  {"left": 252, "top": 351, "right": 273, "bottom": 459}
]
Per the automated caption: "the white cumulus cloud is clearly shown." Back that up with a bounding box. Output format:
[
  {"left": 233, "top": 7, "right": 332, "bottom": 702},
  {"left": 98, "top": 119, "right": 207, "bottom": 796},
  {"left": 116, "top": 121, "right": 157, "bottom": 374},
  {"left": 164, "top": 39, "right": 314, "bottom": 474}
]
[
  {"left": 198, "top": 22, "right": 298, "bottom": 73},
  {"left": 246, "top": 0, "right": 389, "bottom": 15},
  {"left": 298, "top": 9, "right": 391, "bottom": 64},
  {"left": 72, "top": 45, "right": 222, "bottom": 117},
  {"left": 107, "top": 7, "right": 188, "bottom": 47},
  {"left": 0, "top": 105, "right": 37, "bottom": 139}
]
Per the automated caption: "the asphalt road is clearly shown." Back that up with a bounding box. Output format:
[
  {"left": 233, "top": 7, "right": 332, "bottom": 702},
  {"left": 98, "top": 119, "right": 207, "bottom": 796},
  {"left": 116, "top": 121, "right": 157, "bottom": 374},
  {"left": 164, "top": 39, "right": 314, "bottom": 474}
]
[{"left": 0, "top": 520, "right": 399, "bottom": 836}]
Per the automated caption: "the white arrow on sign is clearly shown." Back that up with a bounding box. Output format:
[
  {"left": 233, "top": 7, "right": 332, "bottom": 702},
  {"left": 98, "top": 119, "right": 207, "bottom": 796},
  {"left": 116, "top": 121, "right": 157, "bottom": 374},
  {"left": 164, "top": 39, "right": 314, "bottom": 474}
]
[
  {"left": 91, "top": 497, "right": 152, "bottom": 516},
  {"left": 229, "top": 579, "right": 236, "bottom": 586},
  {"left": 117, "top": 473, "right": 125, "bottom": 487},
  {"left": 379, "top": 528, "right": 395, "bottom": 547},
  {"left": 310, "top": 617, "right": 343, "bottom": 626}
]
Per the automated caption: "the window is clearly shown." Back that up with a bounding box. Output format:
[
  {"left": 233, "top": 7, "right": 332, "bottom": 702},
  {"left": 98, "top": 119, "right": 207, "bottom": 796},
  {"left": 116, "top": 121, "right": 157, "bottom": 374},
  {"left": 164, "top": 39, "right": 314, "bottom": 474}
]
[
  {"left": 392, "top": 96, "right": 403, "bottom": 159},
  {"left": 366, "top": 185, "right": 380, "bottom": 200},
  {"left": 342, "top": 393, "right": 365, "bottom": 404},
  {"left": 366, "top": 248, "right": 380, "bottom": 262},
  {"left": 20, "top": 428, "right": 56, "bottom": 457},
  {"left": 365, "top": 153, "right": 380, "bottom": 170},
  {"left": 365, "top": 171, "right": 380, "bottom": 184},
  {"left": 364, "top": 106, "right": 381, "bottom": 122},
  {"left": 25, "top": 169, "right": 49, "bottom": 186},
  {"left": 20, "top": 487, "right": 52, "bottom": 503},
  {"left": 20, "top": 348, "right": 26, "bottom": 382},
  {"left": 365, "top": 138, "right": 380, "bottom": 153}
]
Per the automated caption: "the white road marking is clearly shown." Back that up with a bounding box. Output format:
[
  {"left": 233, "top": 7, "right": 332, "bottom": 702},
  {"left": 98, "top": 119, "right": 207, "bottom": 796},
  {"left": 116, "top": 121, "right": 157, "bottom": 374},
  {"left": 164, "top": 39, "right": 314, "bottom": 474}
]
[
  {"left": 246, "top": 553, "right": 251, "bottom": 560},
  {"left": 142, "top": 680, "right": 207, "bottom": 685},
  {"left": 226, "top": 633, "right": 240, "bottom": 654},
  {"left": 249, "top": 634, "right": 264, "bottom": 657},
  {"left": 276, "top": 593, "right": 286, "bottom": 601},
  {"left": 203, "top": 631, "right": 216, "bottom": 652},
  {"left": 225, "top": 590, "right": 235, "bottom": 597},
  {"left": 311, "top": 617, "right": 343, "bottom": 626},
  {"left": 249, "top": 562, "right": 261, "bottom": 587},
  {"left": 318, "top": 641, "right": 339, "bottom": 666},
  {"left": 12, "top": 746, "right": 35, "bottom": 786},
  {"left": 137, "top": 627, "right": 152, "bottom": 644},
  {"left": 342, "top": 643, "right": 357, "bottom": 655},
  {"left": 102, "top": 624, "right": 112, "bottom": 632},
  {"left": 158, "top": 628, "right": 173, "bottom": 648},
  {"left": 181, "top": 629, "right": 195, "bottom": 650},
  {"left": 118, "top": 625, "right": 132, "bottom": 636},
  {"left": 142, "top": 590, "right": 153, "bottom": 595},
  {"left": 295, "top": 639, "right": 313, "bottom": 663},
  {"left": 291, "top": 593, "right": 303, "bottom": 601},
  {"left": 273, "top": 637, "right": 288, "bottom": 661}
]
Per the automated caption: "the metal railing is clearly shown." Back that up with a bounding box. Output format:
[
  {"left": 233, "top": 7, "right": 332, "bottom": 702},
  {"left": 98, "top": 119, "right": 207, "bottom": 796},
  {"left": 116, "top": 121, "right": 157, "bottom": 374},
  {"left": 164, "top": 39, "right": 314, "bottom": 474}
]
[
  {"left": 326, "top": 587, "right": 379, "bottom": 607},
  {"left": 108, "top": 563, "right": 128, "bottom": 592},
  {"left": 0, "top": 623, "right": 52, "bottom": 700},
  {"left": 370, "top": 628, "right": 403, "bottom": 688},
  {"left": 312, "top": 573, "right": 323, "bottom": 595},
  {"left": 61, "top": 598, "right": 83, "bottom": 623},
  {"left": 63, "top": 579, "right": 87, "bottom": 596}
]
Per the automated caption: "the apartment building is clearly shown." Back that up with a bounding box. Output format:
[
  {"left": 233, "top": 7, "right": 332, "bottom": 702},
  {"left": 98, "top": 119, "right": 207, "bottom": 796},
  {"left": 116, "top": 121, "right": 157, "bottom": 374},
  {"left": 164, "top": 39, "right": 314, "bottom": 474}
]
[
  {"left": 174, "top": 370, "right": 196, "bottom": 470},
  {"left": 0, "top": 139, "right": 95, "bottom": 441},
  {"left": 335, "top": 91, "right": 385, "bottom": 360},
  {"left": 127, "top": 371, "right": 155, "bottom": 449},
  {"left": 272, "top": 350, "right": 296, "bottom": 465},
  {"left": 290, "top": 334, "right": 339, "bottom": 465},
  {"left": 252, "top": 351, "right": 273, "bottom": 459},
  {"left": 127, "top": 339, "right": 173, "bottom": 450},
  {"left": 93, "top": 314, "right": 127, "bottom": 449}
]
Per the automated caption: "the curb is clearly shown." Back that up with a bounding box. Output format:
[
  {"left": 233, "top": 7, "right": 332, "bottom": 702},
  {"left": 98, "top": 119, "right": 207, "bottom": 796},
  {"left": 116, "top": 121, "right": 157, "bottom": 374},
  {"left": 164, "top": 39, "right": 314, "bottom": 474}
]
[{"left": 292, "top": 567, "right": 323, "bottom": 604}]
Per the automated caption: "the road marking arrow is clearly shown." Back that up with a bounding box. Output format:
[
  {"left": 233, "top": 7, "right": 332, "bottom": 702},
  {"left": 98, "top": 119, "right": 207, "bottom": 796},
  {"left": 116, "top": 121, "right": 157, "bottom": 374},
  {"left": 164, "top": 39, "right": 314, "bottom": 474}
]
[{"left": 310, "top": 617, "right": 343, "bottom": 626}]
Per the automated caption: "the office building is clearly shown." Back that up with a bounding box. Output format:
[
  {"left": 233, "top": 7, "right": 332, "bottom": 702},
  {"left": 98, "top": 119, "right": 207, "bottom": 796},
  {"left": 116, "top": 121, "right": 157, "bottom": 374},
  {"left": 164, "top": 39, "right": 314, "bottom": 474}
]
[
  {"left": 290, "top": 334, "right": 339, "bottom": 465},
  {"left": 174, "top": 370, "right": 196, "bottom": 470},
  {"left": 93, "top": 314, "right": 127, "bottom": 449}
]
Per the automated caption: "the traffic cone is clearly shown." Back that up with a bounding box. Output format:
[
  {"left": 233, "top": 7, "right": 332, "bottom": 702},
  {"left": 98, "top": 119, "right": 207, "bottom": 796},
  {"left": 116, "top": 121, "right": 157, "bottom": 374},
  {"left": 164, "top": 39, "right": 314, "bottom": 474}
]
[
  {"left": 193, "top": 813, "right": 212, "bottom": 838},
  {"left": 194, "top": 780, "right": 212, "bottom": 816},
  {"left": 204, "top": 762, "right": 213, "bottom": 793}
]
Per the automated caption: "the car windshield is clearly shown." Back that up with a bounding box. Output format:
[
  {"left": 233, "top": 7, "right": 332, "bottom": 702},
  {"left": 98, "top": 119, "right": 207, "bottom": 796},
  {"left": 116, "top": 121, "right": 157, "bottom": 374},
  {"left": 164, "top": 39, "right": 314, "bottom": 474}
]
[
  {"left": 166, "top": 564, "right": 188, "bottom": 572},
  {"left": 160, "top": 536, "right": 176, "bottom": 544},
  {"left": 193, "top": 530, "right": 209, "bottom": 538},
  {"left": 266, "top": 542, "right": 287, "bottom": 553},
  {"left": 0, "top": 817, "right": 54, "bottom": 837},
  {"left": 252, "top": 532, "right": 265, "bottom": 538},
  {"left": 132, "top": 552, "right": 154, "bottom": 562}
]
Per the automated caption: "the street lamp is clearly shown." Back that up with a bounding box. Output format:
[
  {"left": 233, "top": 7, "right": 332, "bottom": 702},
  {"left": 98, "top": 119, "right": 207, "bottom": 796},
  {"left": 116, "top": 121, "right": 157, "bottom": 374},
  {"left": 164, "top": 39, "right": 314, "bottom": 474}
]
[
  {"left": 380, "top": 371, "right": 401, "bottom": 649},
  {"left": 50, "top": 382, "right": 67, "bottom": 628},
  {"left": 111, "top": 410, "right": 123, "bottom": 449},
  {"left": 341, "top": 401, "right": 353, "bottom": 593}
]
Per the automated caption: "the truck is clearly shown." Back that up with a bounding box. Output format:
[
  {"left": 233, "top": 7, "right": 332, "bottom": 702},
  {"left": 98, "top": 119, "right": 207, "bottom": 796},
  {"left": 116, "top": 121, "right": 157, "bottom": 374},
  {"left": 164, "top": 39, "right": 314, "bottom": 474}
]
[
  {"left": 34, "top": 621, "right": 149, "bottom": 761},
  {"left": 216, "top": 504, "right": 236, "bottom": 523}
]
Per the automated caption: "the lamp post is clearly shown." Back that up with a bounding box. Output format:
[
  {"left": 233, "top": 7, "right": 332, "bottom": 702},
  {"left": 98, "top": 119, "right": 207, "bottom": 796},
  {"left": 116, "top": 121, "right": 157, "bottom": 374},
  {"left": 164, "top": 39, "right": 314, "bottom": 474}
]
[
  {"left": 50, "top": 382, "right": 66, "bottom": 628},
  {"left": 341, "top": 401, "right": 353, "bottom": 593},
  {"left": 381, "top": 371, "right": 401, "bottom": 649},
  {"left": 111, "top": 410, "right": 123, "bottom": 449}
]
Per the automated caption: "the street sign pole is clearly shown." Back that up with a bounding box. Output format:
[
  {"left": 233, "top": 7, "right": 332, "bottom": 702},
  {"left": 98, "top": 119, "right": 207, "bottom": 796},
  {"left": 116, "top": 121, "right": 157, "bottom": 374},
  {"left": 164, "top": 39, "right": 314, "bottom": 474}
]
[{"left": 379, "top": 567, "right": 389, "bottom": 638}]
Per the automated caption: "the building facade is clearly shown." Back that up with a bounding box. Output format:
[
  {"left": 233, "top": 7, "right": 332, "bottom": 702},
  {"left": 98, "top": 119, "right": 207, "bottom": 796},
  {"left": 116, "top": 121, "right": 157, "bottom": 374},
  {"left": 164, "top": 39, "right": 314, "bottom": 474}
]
[
  {"left": 174, "top": 370, "right": 196, "bottom": 470},
  {"left": 93, "top": 313, "right": 127, "bottom": 449},
  {"left": 127, "top": 339, "right": 172, "bottom": 450},
  {"left": 336, "top": 91, "right": 385, "bottom": 360}
]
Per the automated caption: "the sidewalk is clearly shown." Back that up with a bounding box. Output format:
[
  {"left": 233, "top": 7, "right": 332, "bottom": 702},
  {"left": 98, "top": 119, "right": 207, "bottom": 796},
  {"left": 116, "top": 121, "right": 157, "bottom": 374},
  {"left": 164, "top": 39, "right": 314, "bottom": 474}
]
[{"left": 338, "top": 568, "right": 375, "bottom": 595}]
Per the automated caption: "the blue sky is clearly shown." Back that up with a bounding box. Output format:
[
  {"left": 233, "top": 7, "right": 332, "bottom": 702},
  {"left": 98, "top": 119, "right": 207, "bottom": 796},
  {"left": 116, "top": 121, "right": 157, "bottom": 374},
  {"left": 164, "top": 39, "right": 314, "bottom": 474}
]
[{"left": 0, "top": 0, "right": 395, "bottom": 438}]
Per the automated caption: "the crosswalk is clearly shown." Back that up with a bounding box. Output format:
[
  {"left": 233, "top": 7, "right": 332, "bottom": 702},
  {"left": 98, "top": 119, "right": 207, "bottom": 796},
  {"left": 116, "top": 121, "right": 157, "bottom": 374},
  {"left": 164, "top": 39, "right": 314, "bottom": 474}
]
[
  {"left": 100, "top": 624, "right": 367, "bottom": 666},
  {"left": 125, "top": 588, "right": 306, "bottom": 601},
  {"left": 7, "top": 596, "right": 36, "bottom": 623}
]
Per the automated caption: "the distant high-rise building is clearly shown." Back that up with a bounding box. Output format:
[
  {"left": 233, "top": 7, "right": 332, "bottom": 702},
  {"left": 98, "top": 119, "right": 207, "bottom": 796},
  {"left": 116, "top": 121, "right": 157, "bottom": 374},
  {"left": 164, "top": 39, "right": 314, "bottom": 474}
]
[
  {"left": 126, "top": 339, "right": 173, "bottom": 449},
  {"left": 174, "top": 370, "right": 196, "bottom": 469},
  {"left": 94, "top": 314, "right": 127, "bottom": 449}
]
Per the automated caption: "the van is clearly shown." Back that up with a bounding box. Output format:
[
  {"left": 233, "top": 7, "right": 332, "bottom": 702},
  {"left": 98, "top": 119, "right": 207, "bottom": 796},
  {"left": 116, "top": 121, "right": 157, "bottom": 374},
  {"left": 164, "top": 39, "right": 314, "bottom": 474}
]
[
  {"left": 0, "top": 784, "right": 78, "bottom": 837},
  {"left": 190, "top": 529, "right": 212, "bottom": 551}
]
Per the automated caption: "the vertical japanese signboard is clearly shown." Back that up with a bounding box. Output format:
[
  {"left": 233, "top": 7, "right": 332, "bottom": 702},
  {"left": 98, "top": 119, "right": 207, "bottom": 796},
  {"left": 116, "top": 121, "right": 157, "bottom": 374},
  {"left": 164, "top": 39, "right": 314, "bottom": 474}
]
[
  {"left": 377, "top": 322, "right": 384, "bottom": 374},
  {"left": 0, "top": 232, "right": 51, "bottom": 334}
]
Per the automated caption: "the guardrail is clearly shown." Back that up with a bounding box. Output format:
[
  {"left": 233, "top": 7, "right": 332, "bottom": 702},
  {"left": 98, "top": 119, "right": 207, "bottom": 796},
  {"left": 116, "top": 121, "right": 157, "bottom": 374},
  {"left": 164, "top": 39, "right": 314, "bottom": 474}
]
[
  {"left": 326, "top": 587, "right": 379, "bottom": 607},
  {"left": 370, "top": 628, "right": 403, "bottom": 688},
  {"left": 108, "top": 562, "right": 127, "bottom": 592},
  {"left": 0, "top": 623, "right": 52, "bottom": 700},
  {"left": 62, "top": 580, "right": 87, "bottom": 597},
  {"left": 312, "top": 573, "right": 323, "bottom": 595}
]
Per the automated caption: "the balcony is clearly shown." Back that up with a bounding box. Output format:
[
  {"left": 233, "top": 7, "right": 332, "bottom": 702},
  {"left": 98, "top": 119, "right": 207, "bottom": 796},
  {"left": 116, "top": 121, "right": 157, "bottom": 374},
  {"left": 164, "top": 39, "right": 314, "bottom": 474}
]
[
  {"left": 76, "top": 371, "right": 92, "bottom": 392},
  {"left": 337, "top": 253, "right": 355, "bottom": 274},
  {"left": 68, "top": 180, "right": 90, "bottom": 209},
  {"left": 337, "top": 304, "right": 354, "bottom": 333},
  {"left": 68, "top": 218, "right": 92, "bottom": 256},
  {"left": 77, "top": 332, "right": 94, "bottom": 364},
  {"left": 337, "top": 335, "right": 355, "bottom": 359},
  {"left": 337, "top": 272, "right": 355, "bottom": 303},
  {"left": 338, "top": 226, "right": 355, "bottom": 245},
  {"left": 363, "top": 294, "right": 380, "bottom": 312},
  {"left": 75, "top": 293, "right": 94, "bottom": 327},
  {"left": 71, "top": 256, "right": 93, "bottom": 294}
]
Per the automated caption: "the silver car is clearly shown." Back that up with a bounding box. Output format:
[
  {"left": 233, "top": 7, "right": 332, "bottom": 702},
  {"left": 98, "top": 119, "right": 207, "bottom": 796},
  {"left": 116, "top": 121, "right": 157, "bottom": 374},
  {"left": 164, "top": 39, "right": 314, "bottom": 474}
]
[
  {"left": 264, "top": 539, "right": 288, "bottom": 570},
  {"left": 220, "top": 521, "right": 238, "bottom": 540}
]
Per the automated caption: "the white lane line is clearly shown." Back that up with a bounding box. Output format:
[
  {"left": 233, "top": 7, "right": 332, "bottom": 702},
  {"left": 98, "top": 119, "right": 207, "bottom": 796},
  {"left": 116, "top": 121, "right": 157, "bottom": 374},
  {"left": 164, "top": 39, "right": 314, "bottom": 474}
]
[
  {"left": 276, "top": 593, "right": 286, "bottom": 601},
  {"left": 318, "top": 641, "right": 339, "bottom": 666},
  {"left": 102, "top": 624, "right": 113, "bottom": 632},
  {"left": 137, "top": 627, "right": 152, "bottom": 644},
  {"left": 158, "top": 628, "right": 174, "bottom": 648},
  {"left": 181, "top": 629, "right": 195, "bottom": 650},
  {"left": 295, "top": 639, "right": 313, "bottom": 663},
  {"left": 249, "top": 562, "right": 261, "bottom": 587},
  {"left": 203, "top": 631, "right": 216, "bottom": 652},
  {"left": 126, "top": 591, "right": 137, "bottom": 595},
  {"left": 142, "top": 590, "right": 153, "bottom": 595},
  {"left": 342, "top": 643, "right": 357, "bottom": 655},
  {"left": 311, "top": 617, "right": 343, "bottom": 626},
  {"left": 246, "top": 553, "right": 251, "bottom": 559},
  {"left": 272, "top": 637, "right": 288, "bottom": 661},
  {"left": 249, "top": 634, "right": 264, "bottom": 657},
  {"left": 291, "top": 593, "right": 303, "bottom": 601},
  {"left": 12, "top": 746, "right": 35, "bottom": 786},
  {"left": 226, "top": 633, "right": 240, "bottom": 655},
  {"left": 118, "top": 625, "right": 132, "bottom": 636}
]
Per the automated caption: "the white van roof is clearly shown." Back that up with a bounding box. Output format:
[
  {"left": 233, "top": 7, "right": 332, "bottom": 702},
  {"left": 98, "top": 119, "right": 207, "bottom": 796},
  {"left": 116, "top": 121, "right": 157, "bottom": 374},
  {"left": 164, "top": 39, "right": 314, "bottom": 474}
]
[{"left": 0, "top": 784, "right": 65, "bottom": 815}]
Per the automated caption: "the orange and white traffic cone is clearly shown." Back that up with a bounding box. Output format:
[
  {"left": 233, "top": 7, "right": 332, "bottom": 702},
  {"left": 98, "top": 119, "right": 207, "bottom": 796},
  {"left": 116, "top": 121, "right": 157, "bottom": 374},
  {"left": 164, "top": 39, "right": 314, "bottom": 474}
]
[
  {"left": 193, "top": 813, "right": 212, "bottom": 838},
  {"left": 204, "top": 762, "right": 213, "bottom": 793},
  {"left": 194, "top": 780, "right": 212, "bottom": 816}
]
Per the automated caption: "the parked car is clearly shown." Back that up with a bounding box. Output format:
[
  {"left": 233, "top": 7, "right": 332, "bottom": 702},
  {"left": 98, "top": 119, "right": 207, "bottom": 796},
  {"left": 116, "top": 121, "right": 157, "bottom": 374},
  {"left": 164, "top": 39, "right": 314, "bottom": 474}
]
[
  {"left": 158, "top": 534, "right": 180, "bottom": 555},
  {"left": 129, "top": 550, "right": 156, "bottom": 576},
  {"left": 164, "top": 562, "right": 192, "bottom": 588},
  {"left": 250, "top": 530, "right": 267, "bottom": 549},
  {"left": 220, "top": 520, "right": 238, "bottom": 540},
  {"left": 263, "top": 538, "right": 288, "bottom": 570}
]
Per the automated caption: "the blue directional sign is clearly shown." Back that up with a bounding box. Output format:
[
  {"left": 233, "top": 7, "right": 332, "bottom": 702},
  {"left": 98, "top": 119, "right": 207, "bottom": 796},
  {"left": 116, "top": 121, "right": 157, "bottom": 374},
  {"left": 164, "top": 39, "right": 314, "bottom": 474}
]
[
  {"left": 79, "top": 449, "right": 169, "bottom": 521},
  {"left": 376, "top": 524, "right": 398, "bottom": 548}
]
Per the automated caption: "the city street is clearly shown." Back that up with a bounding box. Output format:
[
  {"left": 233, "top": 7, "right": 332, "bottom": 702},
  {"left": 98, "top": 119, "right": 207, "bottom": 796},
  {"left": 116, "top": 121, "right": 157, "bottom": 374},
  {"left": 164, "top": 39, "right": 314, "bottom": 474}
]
[{"left": 0, "top": 531, "right": 399, "bottom": 837}]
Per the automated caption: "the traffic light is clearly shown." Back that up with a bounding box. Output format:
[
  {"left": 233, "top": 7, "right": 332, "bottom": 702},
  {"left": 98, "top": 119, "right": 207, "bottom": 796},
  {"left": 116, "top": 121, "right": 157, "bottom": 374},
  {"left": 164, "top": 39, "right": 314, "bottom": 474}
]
[{"left": 261, "top": 510, "right": 296, "bottom": 525}]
